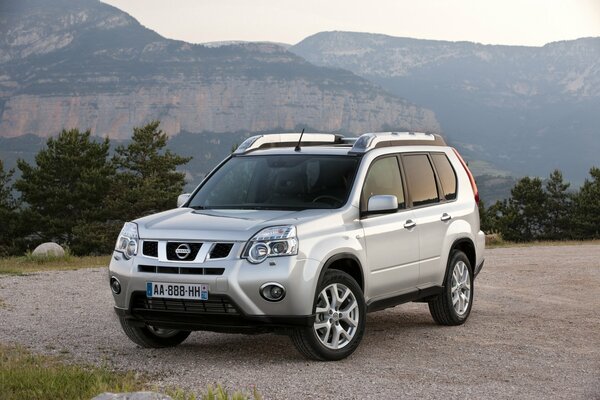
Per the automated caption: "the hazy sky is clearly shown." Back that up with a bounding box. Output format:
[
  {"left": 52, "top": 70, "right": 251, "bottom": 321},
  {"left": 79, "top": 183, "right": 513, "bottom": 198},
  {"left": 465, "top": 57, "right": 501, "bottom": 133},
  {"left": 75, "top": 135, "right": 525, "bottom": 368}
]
[{"left": 101, "top": 0, "right": 600, "bottom": 46}]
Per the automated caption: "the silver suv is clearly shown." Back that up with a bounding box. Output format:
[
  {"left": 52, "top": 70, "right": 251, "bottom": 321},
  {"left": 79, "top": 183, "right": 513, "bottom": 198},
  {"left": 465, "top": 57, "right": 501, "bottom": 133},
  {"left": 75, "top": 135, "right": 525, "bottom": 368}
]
[{"left": 109, "top": 132, "right": 485, "bottom": 361}]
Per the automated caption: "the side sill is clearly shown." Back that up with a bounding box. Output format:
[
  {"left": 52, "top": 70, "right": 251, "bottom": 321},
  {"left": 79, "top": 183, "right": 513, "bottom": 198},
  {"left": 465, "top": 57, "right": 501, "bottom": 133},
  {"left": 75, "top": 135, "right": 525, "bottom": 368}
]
[{"left": 366, "top": 286, "right": 443, "bottom": 313}]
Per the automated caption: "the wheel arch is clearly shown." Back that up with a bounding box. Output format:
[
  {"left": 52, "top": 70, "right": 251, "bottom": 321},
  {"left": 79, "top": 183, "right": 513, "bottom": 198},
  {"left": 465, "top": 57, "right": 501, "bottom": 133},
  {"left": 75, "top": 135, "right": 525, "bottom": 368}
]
[
  {"left": 450, "top": 237, "right": 476, "bottom": 271},
  {"left": 317, "top": 253, "right": 365, "bottom": 293}
]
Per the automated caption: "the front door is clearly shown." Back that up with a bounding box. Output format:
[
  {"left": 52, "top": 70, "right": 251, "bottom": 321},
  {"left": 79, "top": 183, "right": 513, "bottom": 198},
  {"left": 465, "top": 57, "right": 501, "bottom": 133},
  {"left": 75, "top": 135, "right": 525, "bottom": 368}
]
[{"left": 360, "top": 156, "right": 420, "bottom": 299}]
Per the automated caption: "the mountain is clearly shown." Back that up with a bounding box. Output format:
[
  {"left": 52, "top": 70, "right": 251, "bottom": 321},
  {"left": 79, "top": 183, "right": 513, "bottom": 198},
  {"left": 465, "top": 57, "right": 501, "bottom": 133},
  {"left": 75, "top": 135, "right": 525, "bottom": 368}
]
[
  {"left": 291, "top": 31, "right": 600, "bottom": 183},
  {"left": 0, "top": 1, "right": 439, "bottom": 140}
]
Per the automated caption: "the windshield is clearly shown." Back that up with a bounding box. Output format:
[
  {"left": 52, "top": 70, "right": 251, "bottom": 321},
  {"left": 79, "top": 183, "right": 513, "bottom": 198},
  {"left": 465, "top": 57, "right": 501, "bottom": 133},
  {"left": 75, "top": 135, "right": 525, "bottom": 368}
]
[{"left": 188, "top": 155, "right": 359, "bottom": 210}]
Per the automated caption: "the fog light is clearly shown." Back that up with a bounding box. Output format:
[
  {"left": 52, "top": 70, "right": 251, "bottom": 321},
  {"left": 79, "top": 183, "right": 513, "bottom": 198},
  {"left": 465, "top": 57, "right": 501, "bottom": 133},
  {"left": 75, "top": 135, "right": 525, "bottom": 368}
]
[
  {"left": 260, "top": 283, "right": 286, "bottom": 302},
  {"left": 110, "top": 277, "right": 121, "bottom": 294}
]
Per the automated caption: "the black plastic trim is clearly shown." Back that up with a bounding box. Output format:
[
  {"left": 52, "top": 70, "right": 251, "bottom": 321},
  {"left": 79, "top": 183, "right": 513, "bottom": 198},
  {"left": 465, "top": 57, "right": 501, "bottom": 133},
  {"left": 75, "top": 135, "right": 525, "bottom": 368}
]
[
  {"left": 367, "top": 286, "right": 443, "bottom": 312},
  {"left": 474, "top": 259, "right": 485, "bottom": 278},
  {"left": 318, "top": 253, "right": 365, "bottom": 291},
  {"left": 119, "top": 292, "right": 314, "bottom": 333}
]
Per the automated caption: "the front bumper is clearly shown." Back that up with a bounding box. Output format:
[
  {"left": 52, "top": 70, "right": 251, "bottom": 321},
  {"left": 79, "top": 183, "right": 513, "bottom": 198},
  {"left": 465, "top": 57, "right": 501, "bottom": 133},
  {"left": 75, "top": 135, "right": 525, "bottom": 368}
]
[
  {"left": 115, "top": 291, "right": 313, "bottom": 333},
  {"left": 109, "top": 248, "right": 321, "bottom": 326}
]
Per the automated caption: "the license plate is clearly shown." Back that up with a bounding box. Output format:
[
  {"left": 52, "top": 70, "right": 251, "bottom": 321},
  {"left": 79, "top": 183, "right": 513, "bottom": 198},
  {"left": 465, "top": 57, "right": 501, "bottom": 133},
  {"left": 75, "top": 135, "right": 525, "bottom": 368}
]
[{"left": 147, "top": 282, "right": 208, "bottom": 300}]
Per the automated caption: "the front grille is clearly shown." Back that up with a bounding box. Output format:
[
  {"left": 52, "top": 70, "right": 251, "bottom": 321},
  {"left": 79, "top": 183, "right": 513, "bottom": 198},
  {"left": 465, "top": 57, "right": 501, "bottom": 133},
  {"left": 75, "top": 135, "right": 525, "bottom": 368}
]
[
  {"left": 142, "top": 241, "right": 158, "bottom": 257},
  {"left": 209, "top": 243, "right": 234, "bottom": 259},
  {"left": 166, "top": 242, "right": 202, "bottom": 261},
  {"left": 131, "top": 292, "right": 239, "bottom": 315},
  {"left": 138, "top": 265, "right": 225, "bottom": 275}
]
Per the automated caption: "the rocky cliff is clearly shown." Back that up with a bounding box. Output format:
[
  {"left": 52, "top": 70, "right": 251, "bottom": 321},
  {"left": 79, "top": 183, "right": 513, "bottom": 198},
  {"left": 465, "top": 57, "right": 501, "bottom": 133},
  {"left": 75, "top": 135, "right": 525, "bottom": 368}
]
[
  {"left": 291, "top": 32, "right": 600, "bottom": 182},
  {"left": 0, "top": 1, "right": 439, "bottom": 139}
]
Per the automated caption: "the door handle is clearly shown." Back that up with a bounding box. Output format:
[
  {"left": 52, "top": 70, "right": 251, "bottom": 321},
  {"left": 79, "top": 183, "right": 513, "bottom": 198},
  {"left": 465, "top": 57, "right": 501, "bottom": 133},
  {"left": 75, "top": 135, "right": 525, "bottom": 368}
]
[
  {"left": 404, "top": 219, "right": 417, "bottom": 229},
  {"left": 441, "top": 213, "right": 452, "bottom": 222}
]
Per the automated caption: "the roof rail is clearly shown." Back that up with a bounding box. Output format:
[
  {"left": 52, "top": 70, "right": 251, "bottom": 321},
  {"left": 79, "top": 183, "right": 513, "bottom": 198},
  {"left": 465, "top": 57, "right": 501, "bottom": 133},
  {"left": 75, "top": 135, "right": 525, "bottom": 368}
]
[
  {"left": 234, "top": 133, "right": 344, "bottom": 154},
  {"left": 349, "top": 132, "right": 445, "bottom": 154}
]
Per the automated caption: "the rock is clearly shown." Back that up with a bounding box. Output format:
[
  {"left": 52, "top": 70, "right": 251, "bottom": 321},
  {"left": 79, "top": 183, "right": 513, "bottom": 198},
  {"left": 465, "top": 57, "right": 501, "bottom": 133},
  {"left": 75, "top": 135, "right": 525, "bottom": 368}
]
[
  {"left": 91, "top": 392, "right": 173, "bottom": 400},
  {"left": 0, "top": 1, "right": 440, "bottom": 140},
  {"left": 31, "top": 242, "right": 65, "bottom": 257},
  {"left": 485, "top": 234, "right": 502, "bottom": 246}
]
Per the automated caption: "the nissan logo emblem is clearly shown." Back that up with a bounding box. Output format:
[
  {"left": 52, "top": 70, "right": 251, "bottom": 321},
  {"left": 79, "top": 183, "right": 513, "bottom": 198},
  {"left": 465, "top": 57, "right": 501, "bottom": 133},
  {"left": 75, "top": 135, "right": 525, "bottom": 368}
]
[{"left": 175, "top": 243, "right": 192, "bottom": 259}]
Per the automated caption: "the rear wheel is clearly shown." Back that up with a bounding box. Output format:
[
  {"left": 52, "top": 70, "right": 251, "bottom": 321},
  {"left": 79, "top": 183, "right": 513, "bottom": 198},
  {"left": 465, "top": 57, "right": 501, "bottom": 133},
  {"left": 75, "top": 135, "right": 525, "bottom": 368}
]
[
  {"left": 118, "top": 316, "right": 191, "bottom": 348},
  {"left": 428, "top": 250, "right": 474, "bottom": 325},
  {"left": 291, "top": 270, "right": 366, "bottom": 361}
]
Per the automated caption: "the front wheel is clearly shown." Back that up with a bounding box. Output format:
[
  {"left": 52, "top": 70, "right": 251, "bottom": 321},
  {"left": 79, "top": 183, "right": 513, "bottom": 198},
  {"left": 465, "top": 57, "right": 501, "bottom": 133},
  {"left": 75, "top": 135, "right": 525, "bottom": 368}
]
[
  {"left": 291, "top": 270, "right": 366, "bottom": 361},
  {"left": 428, "top": 250, "right": 474, "bottom": 325},
  {"left": 118, "top": 316, "right": 191, "bottom": 348}
]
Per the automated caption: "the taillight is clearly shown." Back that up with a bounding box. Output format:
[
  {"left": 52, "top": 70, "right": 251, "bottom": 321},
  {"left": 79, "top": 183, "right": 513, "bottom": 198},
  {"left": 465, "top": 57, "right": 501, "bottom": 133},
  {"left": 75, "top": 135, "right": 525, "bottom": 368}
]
[{"left": 452, "top": 148, "right": 479, "bottom": 205}]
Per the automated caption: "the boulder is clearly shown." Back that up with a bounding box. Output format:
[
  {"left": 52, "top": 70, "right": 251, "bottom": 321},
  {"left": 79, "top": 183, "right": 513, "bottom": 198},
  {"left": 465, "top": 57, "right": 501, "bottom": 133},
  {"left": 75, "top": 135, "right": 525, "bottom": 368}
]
[{"left": 31, "top": 242, "right": 65, "bottom": 257}]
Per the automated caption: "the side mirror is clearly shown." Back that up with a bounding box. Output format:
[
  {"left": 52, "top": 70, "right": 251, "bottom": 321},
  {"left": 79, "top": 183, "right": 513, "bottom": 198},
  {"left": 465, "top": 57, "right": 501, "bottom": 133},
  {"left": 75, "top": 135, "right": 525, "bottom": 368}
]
[
  {"left": 367, "top": 195, "right": 398, "bottom": 214},
  {"left": 177, "top": 193, "right": 191, "bottom": 208}
]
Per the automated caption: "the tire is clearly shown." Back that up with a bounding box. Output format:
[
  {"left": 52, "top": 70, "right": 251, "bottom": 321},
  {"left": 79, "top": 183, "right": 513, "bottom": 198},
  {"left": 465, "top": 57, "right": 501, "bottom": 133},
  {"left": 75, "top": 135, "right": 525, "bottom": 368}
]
[
  {"left": 428, "top": 250, "right": 474, "bottom": 326},
  {"left": 118, "top": 316, "right": 191, "bottom": 348},
  {"left": 291, "top": 270, "right": 366, "bottom": 361}
]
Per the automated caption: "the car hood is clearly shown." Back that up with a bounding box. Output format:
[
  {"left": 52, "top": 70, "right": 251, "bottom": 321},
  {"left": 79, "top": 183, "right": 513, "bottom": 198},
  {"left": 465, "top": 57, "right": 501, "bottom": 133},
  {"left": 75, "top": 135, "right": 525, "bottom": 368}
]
[{"left": 134, "top": 207, "right": 334, "bottom": 241}]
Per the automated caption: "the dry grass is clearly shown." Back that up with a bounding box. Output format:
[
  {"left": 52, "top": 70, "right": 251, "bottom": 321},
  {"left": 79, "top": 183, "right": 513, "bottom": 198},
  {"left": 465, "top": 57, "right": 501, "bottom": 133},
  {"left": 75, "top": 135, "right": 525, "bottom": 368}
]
[
  {"left": 0, "top": 255, "right": 111, "bottom": 275},
  {"left": 487, "top": 238, "right": 600, "bottom": 249},
  {"left": 0, "top": 344, "right": 262, "bottom": 400},
  {"left": 0, "top": 344, "right": 144, "bottom": 400}
]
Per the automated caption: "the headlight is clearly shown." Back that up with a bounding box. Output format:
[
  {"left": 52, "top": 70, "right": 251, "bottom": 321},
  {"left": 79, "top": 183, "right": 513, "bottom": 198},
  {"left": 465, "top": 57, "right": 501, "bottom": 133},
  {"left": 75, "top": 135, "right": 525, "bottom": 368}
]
[
  {"left": 115, "top": 222, "right": 139, "bottom": 259},
  {"left": 243, "top": 225, "right": 298, "bottom": 264}
]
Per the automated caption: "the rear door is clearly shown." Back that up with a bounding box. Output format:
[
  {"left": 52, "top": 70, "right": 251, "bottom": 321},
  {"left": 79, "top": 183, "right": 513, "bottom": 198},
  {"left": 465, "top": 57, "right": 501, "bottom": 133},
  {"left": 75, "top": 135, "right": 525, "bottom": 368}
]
[{"left": 401, "top": 153, "right": 456, "bottom": 287}]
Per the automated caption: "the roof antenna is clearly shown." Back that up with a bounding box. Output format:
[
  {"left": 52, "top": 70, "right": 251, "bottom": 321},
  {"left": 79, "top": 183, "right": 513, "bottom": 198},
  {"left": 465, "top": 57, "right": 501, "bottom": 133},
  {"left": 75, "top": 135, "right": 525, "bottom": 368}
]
[{"left": 294, "top": 128, "right": 305, "bottom": 152}]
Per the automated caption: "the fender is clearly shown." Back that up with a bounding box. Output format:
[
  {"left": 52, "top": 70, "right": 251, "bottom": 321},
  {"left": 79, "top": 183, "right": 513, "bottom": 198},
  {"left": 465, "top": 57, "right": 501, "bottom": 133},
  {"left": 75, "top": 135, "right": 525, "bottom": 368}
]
[{"left": 316, "top": 252, "right": 365, "bottom": 292}]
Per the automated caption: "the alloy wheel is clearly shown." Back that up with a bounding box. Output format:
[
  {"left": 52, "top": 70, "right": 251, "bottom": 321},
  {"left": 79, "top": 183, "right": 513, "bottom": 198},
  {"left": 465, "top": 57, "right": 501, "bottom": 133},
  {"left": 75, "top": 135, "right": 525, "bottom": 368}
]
[
  {"left": 313, "top": 283, "right": 359, "bottom": 349},
  {"left": 451, "top": 260, "right": 471, "bottom": 316}
]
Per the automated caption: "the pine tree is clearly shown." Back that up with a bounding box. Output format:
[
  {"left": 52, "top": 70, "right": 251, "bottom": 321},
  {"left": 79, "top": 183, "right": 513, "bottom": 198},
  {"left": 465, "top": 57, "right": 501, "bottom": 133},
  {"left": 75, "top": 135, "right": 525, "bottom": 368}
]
[
  {"left": 501, "top": 177, "right": 546, "bottom": 242},
  {"left": 0, "top": 160, "right": 17, "bottom": 255},
  {"left": 0, "top": 160, "right": 14, "bottom": 211},
  {"left": 572, "top": 167, "right": 600, "bottom": 239},
  {"left": 14, "top": 129, "right": 115, "bottom": 251},
  {"left": 109, "top": 121, "right": 192, "bottom": 221},
  {"left": 543, "top": 169, "right": 572, "bottom": 240}
]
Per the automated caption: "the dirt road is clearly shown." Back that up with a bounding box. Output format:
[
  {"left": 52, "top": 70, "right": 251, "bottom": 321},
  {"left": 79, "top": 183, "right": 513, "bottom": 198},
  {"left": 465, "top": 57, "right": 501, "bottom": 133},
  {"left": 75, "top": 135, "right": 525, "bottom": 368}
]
[{"left": 1, "top": 245, "right": 599, "bottom": 399}]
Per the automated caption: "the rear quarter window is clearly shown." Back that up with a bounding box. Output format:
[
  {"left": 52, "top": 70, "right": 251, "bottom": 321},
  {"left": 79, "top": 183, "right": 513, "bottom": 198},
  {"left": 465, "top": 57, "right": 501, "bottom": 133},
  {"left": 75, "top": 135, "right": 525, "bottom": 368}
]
[
  {"left": 431, "top": 153, "right": 457, "bottom": 200},
  {"left": 402, "top": 154, "right": 439, "bottom": 207}
]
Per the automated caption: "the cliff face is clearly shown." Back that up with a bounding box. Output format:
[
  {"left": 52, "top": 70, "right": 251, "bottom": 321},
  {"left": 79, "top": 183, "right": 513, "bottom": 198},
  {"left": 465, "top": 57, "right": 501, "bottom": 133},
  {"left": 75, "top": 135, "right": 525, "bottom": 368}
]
[
  {"left": 0, "top": 0, "right": 439, "bottom": 138},
  {"left": 0, "top": 80, "right": 438, "bottom": 140},
  {"left": 291, "top": 31, "right": 600, "bottom": 100},
  {"left": 291, "top": 32, "right": 600, "bottom": 182}
]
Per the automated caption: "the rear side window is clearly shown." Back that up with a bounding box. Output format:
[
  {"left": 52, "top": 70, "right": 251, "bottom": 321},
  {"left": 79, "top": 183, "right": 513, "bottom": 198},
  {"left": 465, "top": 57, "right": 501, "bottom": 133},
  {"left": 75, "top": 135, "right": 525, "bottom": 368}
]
[
  {"left": 361, "top": 156, "right": 405, "bottom": 210},
  {"left": 402, "top": 154, "right": 439, "bottom": 207},
  {"left": 431, "top": 153, "right": 457, "bottom": 200}
]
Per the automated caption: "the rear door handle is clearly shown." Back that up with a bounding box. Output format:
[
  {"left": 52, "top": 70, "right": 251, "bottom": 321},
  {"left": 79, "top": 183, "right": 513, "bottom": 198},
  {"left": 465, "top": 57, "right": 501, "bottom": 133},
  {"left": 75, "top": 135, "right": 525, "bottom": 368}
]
[
  {"left": 441, "top": 213, "right": 452, "bottom": 222},
  {"left": 404, "top": 219, "right": 416, "bottom": 229}
]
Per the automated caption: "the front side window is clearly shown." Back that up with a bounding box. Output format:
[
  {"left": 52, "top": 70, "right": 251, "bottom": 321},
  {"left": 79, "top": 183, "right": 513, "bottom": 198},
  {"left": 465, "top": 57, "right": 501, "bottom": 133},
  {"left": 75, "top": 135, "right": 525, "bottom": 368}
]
[
  {"left": 402, "top": 154, "right": 440, "bottom": 207},
  {"left": 188, "top": 155, "right": 359, "bottom": 210},
  {"left": 361, "top": 156, "right": 405, "bottom": 210}
]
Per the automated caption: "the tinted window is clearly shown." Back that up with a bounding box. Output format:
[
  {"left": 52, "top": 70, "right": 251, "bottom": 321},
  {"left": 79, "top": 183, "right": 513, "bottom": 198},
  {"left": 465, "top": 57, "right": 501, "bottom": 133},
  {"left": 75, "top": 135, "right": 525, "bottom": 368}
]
[
  {"left": 361, "top": 156, "right": 405, "bottom": 210},
  {"left": 188, "top": 155, "right": 359, "bottom": 210},
  {"left": 432, "top": 153, "right": 457, "bottom": 200},
  {"left": 403, "top": 154, "right": 439, "bottom": 207}
]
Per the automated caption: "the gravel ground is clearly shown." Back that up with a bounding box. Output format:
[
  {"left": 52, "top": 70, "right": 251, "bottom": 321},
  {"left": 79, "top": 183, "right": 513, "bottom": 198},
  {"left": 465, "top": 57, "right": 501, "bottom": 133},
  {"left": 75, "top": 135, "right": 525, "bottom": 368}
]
[{"left": 1, "top": 245, "right": 599, "bottom": 399}]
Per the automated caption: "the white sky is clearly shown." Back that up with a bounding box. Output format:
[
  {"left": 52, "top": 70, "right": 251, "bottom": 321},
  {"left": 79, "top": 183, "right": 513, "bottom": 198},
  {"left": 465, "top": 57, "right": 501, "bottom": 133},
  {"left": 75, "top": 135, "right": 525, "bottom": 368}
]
[{"left": 101, "top": 0, "right": 600, "bottom": 46}]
